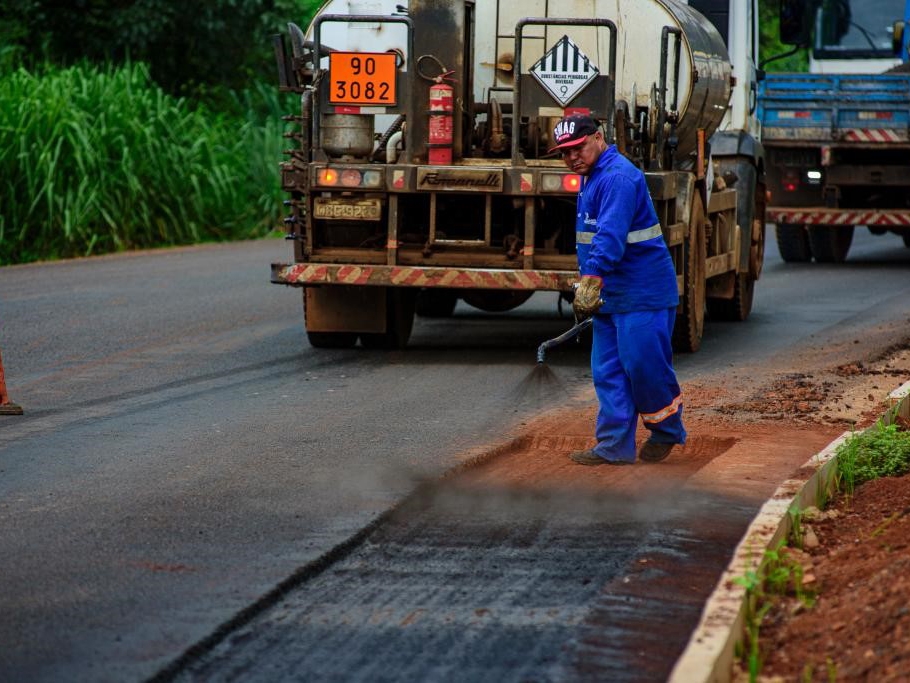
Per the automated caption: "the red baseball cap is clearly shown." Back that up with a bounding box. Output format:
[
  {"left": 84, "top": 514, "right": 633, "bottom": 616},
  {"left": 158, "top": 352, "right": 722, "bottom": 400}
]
[{"left": 549, "top": 114, "right": 600, "bottom": 152}]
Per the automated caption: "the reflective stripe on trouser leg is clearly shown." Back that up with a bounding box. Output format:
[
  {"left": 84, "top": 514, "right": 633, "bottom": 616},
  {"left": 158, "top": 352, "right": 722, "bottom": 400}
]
[
  {"left": 615, "top": 307, "right": 686, "bottom": 445},
  {"left": 591, "top": 314, "right": 638, "bottom": 462}
]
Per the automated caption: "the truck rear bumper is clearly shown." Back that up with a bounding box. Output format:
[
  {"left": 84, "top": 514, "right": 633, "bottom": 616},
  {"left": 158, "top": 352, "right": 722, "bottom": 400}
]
[
  {"left": 762, "top": 129, "right": 910, "bottom": 144},
  {"left": 271, "top": 263, "right": 579, "bottom": 291},
  {"left": 768, "top": 208, "right": 910, "bottom": 227}
]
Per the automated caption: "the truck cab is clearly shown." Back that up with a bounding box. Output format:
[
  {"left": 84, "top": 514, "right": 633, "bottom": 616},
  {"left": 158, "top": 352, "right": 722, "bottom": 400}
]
[{"left": 809, "top": 0, "right": 910, "bottom": 73}]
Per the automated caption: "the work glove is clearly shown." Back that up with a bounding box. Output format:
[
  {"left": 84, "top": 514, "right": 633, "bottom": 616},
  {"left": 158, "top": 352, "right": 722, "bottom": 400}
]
[{"left": 573, "top": 275, "right": 603, "bottom": 317}]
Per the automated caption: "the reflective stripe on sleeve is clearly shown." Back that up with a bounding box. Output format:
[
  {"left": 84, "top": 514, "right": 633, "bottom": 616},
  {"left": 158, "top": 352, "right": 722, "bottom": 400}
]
[
  {"left": 576, "top": 223, "right": 662, "bottom": 245},
  {"left": 640, "top": 394, "right": 682, "bottom": 424},
  {"left": 626, "top": 223, "right": 663, "bottom": 243}
]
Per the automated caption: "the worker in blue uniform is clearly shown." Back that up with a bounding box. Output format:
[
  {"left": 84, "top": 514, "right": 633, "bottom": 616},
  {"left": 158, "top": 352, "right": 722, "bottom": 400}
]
[{"left": 551, "top": 114, "right": 686, "bottom": 465}]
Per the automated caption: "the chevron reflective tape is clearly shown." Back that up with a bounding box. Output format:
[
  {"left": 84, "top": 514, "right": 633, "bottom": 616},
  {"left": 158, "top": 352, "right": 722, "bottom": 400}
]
[
  {"left": 768, "top": 209, "right": 910, "bottom": 226},
  {"left": 272, "top": 263, "right": 577, "bottom": 290},
  {"left": 842, "top": 129, "right": 908, "bottom": 143}
]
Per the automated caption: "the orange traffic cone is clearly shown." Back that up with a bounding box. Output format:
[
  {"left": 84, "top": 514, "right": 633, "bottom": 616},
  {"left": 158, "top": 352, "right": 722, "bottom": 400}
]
[{"left": 0, "top": 348, "right": 23, "bottom": 416}]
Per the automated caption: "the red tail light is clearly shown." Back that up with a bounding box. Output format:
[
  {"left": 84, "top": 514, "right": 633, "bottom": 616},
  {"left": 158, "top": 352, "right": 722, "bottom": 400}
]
[
  {"left": 562, "top": 174, "right": 581, "bottom": 192},
  {"left": 782, "top": 169, "right": 799, "bottom": 192}
]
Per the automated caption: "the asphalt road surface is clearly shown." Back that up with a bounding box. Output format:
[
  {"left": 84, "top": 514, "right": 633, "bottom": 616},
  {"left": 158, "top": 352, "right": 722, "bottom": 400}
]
[{"left": 1, "top": 228, "right": 908, "bottom": 682}]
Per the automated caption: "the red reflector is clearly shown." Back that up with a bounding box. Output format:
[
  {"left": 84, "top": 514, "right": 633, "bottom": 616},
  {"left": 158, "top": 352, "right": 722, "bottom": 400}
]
[
  {"left": 340, "top": 169, "right": 362, "bottom": 187},
  {"left": 520, "top": 177, "right": 533, "bottom": 192},
  {"left": 562, "top": 174, "right": 581, "bottom": 192},
  {"left": 784, "top": 182, "right": 798, "bottom": 192},
  {"left": 778, "top": 111, "right": 811, "bottom": 120}
]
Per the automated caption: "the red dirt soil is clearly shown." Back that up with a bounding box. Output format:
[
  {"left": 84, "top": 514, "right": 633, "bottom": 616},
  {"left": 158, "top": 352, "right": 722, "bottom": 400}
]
[
  {"left": 482, "top": 344, "right": 910, "bottom": 683},
  {"left": 695, "top": 345, "right": 910, "bottom": 683},
  {"left": 756, "top": 471, "right": 910, "bottom": 683}
]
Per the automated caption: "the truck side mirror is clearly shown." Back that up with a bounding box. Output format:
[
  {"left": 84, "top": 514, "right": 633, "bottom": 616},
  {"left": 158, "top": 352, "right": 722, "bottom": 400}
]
[
  {"left": 779, "top": 0, "right": 811, "bottom": 45},
  {"left": 894, "top": 21, "right": 906, "bottom": 58}
]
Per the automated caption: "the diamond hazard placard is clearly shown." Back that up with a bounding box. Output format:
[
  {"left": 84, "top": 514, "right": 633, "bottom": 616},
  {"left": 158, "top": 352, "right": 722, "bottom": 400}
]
[{"left": 530, "top": 35, "right": 599, "bottom": 107}]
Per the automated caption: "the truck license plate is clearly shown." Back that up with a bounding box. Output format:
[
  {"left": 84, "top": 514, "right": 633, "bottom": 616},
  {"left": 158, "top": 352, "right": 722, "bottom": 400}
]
[
  {"left": 313, "top": 198, "right": 382, "bottom": 221},
  {"left": 329, "top": 52, "right": 397, "bottom": 106}
]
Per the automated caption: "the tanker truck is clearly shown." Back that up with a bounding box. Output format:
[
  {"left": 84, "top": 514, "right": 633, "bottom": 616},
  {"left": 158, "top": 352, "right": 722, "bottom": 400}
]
[{"left": 270, "top": 0, "right": 767, "bottom": 352}]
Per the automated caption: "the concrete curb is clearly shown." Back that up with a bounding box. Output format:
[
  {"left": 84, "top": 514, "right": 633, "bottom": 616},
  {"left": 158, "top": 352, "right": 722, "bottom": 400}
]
[{"left": 668, "top": 379, "right": 910, "bottom": 683}]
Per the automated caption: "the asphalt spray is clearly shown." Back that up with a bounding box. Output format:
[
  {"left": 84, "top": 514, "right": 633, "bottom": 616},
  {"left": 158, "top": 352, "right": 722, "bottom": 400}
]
[{"left": 508, "top": 357, "right": 571, "bottom": 410}]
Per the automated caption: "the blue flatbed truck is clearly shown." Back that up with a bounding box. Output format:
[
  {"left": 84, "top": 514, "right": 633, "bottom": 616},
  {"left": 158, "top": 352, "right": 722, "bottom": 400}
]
[{"left": 758, "top": 0, "right": 910, "bottom": 262}]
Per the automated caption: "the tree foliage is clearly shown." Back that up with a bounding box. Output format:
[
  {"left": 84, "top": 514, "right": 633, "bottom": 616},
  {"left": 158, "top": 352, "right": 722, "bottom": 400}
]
[
  {"left": 0, "top": 0, "right": 324, "bottom": 98},
  {"left": 759, "top": 0, "right": 810, "bottom": 72},
  {"left": 2, "top": 1, "right": 809, "bottom": 92}
]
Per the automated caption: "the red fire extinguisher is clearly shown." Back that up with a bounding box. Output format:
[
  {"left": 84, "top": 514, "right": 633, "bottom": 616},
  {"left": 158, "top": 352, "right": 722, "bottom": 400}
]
[{"left": 428, "top": 73, "right": 454, "bottom": 165}]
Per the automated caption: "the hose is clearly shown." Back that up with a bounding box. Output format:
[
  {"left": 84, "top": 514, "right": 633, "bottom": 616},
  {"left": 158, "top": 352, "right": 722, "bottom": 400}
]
[
  {"left": 536, "top": 317, "right": 593, "bottom": 364},
  {"left": 386, "top": 130, "right": 404, "bottom": 164},
  {"left": 372, "top": 114, "right": 405, "bottom": 162}
]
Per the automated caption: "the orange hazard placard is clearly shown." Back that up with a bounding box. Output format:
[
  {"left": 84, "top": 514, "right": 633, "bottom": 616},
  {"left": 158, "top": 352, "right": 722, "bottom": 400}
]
[{"left": 329, "top": 52, "right": 397, "bottom": 106}]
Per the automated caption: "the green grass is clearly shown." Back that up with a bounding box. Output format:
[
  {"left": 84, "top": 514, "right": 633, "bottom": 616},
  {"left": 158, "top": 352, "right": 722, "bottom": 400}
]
[
  {"left": 835, "top": 414, "right": 910, "bottom": 497},
  {"left": 0, "top": 62, "right": 289, "bottom": 264},
  {"left": 734, "top": 542, "right": 816, "bottom": 682}
]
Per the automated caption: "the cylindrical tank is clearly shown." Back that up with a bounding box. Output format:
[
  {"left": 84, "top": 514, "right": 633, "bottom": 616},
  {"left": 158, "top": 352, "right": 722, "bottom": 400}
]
[
  {"left": 307, "top": 0, "right": 733, "bottom": 161},
  {"left": 472, "top": 0, "right": 733, "bottom": 159},
  {"left": 320, "top": 114, "right": 375, "bottom": 159},
  {"left": 650, "top": 0, "right": 732, "bottom": 158}
]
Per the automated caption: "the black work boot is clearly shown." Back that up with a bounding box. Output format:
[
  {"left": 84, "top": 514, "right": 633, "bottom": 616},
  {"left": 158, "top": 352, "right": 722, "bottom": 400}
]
[
  {"left": 638, "top": 440, "right": 675, "bottom": 463},
  {"left": 569, "top": 449, "right": 632, "bottom": 466}
]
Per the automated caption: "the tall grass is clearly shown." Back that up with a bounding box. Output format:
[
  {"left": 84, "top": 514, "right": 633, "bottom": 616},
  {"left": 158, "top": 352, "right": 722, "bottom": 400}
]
[{"left": 0, "top": 61, "right": 287, "bottom": 264}]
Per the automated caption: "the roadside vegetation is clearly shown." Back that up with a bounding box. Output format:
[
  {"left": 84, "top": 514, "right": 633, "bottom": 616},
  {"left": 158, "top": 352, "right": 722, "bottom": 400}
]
[
  {"left": 734, "top": 541, "right": 818, "bottom": 681},
  {"left": 0, "top": 62, "right": 287, "bottom": 263},
  {"left": 0, "top": 0, "right": 321, "bottom": 265},
  {"left": 734, "top": 409, "right": 910, "bottom": 682},
  {"left": 834, "top": 416, "right": 910, "bottom": 495}
]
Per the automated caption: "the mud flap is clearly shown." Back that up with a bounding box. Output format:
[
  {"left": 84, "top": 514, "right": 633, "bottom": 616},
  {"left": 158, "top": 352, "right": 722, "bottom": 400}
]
[{"left": 305, "top": 286, "right": 387, "bottom": 334}]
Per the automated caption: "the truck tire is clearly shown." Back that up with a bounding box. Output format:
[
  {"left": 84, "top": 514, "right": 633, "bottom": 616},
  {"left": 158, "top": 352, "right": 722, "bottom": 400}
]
[
  {"left": 776, "top": 224, "right": 811, "bottom": 263},
  {"left": 708, "top": 167, "right": 762, "bottom": 322},
  {"left": 808, "top": 225, "right": 854, "bottom": 263},
  {"left": 461, "top": 290, "right": 534, "bottom": 312},
  {"left": 673, "top": 194, "right": 706, "bottom": 353},
  {"left": 415, "top": 289, "right": 458, "bottom": 318},
  {"left": 707, "top": 274, "right": 754, "bottom": 322},
  {"left": 360, "top": 288, "right": 417, "bottom": 350}
]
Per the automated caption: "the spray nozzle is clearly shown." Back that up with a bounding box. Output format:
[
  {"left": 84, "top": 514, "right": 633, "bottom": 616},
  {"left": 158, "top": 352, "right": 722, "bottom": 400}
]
[{"left": 535, "top": 317, "right": 593, "bottom": 365}]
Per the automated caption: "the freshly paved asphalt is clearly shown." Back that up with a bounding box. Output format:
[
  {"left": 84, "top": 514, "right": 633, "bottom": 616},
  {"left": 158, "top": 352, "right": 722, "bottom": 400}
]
[{"left": 0, "top": 229, "right": 908, "bottom": 681}]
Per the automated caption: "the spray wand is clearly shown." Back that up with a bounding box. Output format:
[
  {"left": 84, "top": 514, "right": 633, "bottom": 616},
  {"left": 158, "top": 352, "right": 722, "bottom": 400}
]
[{"left": 535, "top": 317, "right": 593, "bottom": 364}]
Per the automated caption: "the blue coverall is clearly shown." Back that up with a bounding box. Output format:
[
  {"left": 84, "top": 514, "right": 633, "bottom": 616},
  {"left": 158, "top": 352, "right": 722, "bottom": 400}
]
[{"left": 576, "top": 145, "right": 686, "bottom": 462}]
